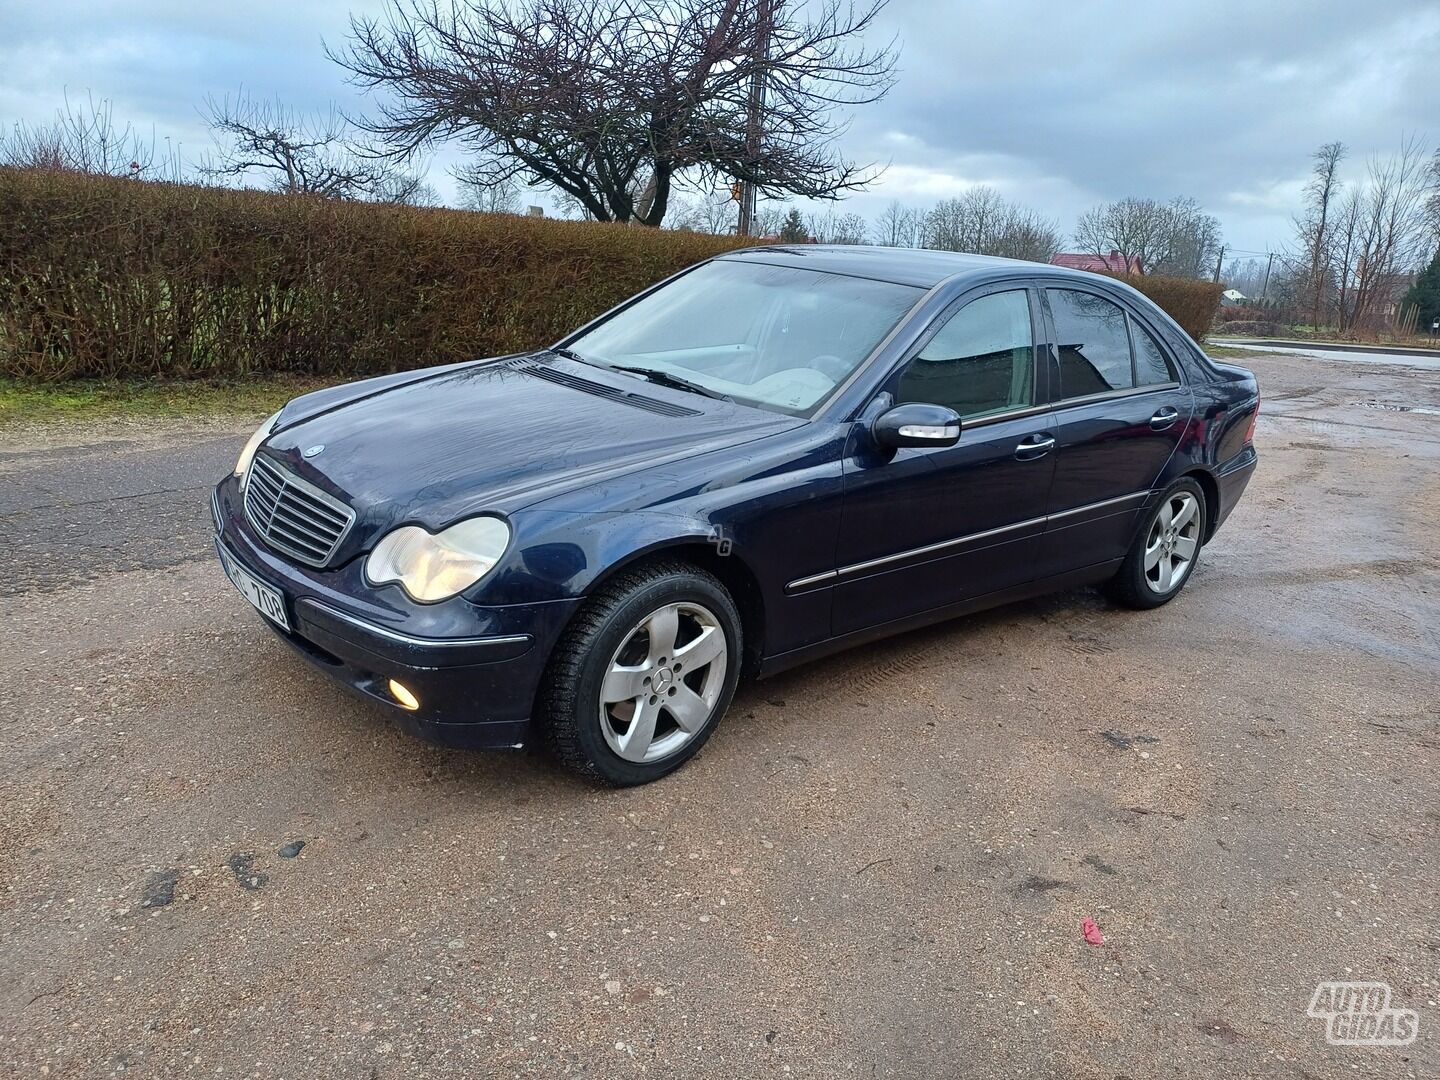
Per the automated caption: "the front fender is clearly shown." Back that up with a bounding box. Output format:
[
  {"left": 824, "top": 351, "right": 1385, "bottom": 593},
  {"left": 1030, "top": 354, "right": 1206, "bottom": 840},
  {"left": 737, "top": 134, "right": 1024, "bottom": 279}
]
[{"left": 466, "top": 509, "right": 722, "bottom": 607}]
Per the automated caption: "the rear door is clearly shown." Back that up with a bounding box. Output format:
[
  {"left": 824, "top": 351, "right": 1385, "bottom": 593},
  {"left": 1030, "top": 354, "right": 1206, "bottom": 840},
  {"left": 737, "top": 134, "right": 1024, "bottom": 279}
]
[
  {"left": 1034, "top": 285, "right": 1194, "bottom": 578},
  {"left": 830, "top": 284, "right": 1057, "bottom": 636}
]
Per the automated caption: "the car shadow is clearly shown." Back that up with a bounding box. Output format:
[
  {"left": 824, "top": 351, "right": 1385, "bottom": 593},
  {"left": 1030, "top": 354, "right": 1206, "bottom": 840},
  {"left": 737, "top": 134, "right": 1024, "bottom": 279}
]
[
  {"left": 747, "top": 583, "right": 1116, "bottom": 705},
  {"left": 241, "top": 582, "right": 1123, "bottom": 804}
]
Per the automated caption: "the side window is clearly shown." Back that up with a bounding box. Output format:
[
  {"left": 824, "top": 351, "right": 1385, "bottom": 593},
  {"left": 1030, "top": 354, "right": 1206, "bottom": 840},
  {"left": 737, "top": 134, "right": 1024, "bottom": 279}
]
[
  {"left": 895, "top": 290, "right": 1033, "bottom": 419},
  {"left": 1133, "top": 321, "right": 1177, "bottom": 386},
  {"left": 1048, "top": 289, "right": 1133, "bottom": 398}
]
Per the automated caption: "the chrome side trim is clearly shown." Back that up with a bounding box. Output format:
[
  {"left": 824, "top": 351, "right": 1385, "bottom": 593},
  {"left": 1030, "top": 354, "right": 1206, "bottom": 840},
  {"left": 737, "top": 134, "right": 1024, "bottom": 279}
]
[
  {"left": 960, "top": 403, "right": 1052, "bottom": 429},
  {"left": 1048, "top": 382, "right": 1181, "bottom": 410},
  {"left": 787, "top": 569, "right": 839, "bottom": 592},
  {"left": 839, "top": 514, "right": 1047, "bottom": 578},
  {"left": 300, "top": 599, "right": 532, "bottom": 650},
  {"left": 785, "top": 488, "right": 1152, "bottom": 593},
  {"left": 1046, "top": 490, "right": 1150, "bottom": 522}
]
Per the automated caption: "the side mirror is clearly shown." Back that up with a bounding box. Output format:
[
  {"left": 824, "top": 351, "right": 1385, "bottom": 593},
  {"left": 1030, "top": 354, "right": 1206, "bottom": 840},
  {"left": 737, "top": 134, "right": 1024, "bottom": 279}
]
[{"left": 872, "top": 402, "right": 962, "bottom": 450}]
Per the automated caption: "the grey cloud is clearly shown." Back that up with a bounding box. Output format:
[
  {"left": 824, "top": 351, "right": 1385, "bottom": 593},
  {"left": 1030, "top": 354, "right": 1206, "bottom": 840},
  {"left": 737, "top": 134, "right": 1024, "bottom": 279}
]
[{"left": 2, "top": 0, "right": 1436, "bottom": 250}]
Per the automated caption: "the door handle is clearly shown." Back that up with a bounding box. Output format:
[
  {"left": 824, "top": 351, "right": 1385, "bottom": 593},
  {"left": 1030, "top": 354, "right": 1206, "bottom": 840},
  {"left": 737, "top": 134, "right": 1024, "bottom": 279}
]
[
  {"left": 1150, "top": 406, "right": 1180, "bottom": 431},
  {"left": 1014, "top": 433, "right": 1055, "bottom": 460}
]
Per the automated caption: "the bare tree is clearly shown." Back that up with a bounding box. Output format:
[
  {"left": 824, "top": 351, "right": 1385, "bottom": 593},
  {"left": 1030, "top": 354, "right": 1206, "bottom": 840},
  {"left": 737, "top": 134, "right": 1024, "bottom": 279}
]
[
  {"left": 459, "top": 175, "right": 521, "bottom": 213},
  {"left": 807, "top": 208, "right": 868, "bottom": 243},
  {"left": 662, "top": 196, "right": 702, "bottom": 230},
  {"left": 1291, "top": 141, "right": 1346, "bottom": 326},
  {"left": 201, "top": 92, "right": 391, "bottom": 198},
  {"left": 371, "top": 170, "right": 441, "bottom": 205},
  {"left": 1153, "top": 197, "right": 1223, "bottom": 278},
  {"left": 1221, "top": 257, "right": 1268, "bottom": 298},
  {"left": 873, "top": 199, "right": 920, "bottom": 246},
  {"left": 1074, "top": 197, "right": 1166, "bottom": 272},
  {"left": 831, "top": 211, "right": 869, "bottom": 244},
  {"left": 549, "top": 189, "right": 594, "bottom": 220},
  {"left": 1325, "top": 138, "right": 1437, "bottom": 334},
  {"left": 752, "top": 200, "right": 789, "bottom": 237},
  {"left": 661, "top": 187, "right": 743, "bottom": 233},
  {"left": 333, "top": 0, "right": 897, "bottom": 227},
  {"left": 1074, "top": 195, "right": 1221, "bottom": 277},
  {"left": 0, "top": 92, "right": 179, "bottom": 179},
  {"left": 920, "top": 187, "right": 1060, "bottom": 262},
  {"left": 1425, "top": 149, "right": 1440, "bottom": 244},
  {"left": 696, "top": 189, "right": 743, "bottom": 234}
]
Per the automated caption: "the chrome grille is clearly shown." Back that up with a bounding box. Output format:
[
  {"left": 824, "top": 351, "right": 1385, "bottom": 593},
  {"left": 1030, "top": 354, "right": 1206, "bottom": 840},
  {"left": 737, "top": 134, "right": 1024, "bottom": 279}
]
[{"left": 244, "top": 454, "right": 355, "bottom": 568}]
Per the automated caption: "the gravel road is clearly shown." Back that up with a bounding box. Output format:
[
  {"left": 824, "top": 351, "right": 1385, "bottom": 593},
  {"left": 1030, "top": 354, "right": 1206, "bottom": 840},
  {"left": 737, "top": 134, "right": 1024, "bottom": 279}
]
[{"left": 1, "top": 351, "right": 1436, "bottom": 1079}]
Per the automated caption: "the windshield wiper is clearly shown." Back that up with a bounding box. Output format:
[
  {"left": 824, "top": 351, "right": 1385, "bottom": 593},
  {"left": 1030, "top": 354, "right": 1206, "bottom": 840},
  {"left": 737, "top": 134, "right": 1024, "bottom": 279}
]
[
  {"left": 549, "top": 346, "right": 592, "bottom": 364},
  {"left": 606, "top": 364, "right": 734, "bottom": 402}
]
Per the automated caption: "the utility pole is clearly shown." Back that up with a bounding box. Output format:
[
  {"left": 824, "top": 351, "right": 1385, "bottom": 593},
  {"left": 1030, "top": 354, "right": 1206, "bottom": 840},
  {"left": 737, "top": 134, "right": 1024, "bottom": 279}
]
[
  {"left": 1260, "top": 251, "right": 1275, "bottom": 301},
  {"left": 1212, "top": 245, "right": 1226, "bottom": 283},
  {"left": 736, "top": 0, "right": 771, "bottom": 237}
]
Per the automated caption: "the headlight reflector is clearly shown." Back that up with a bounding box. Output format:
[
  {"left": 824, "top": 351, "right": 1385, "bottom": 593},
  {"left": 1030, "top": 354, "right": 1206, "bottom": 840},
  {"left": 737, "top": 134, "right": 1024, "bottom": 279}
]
[
  {"left": 366, "top": 516, "right": 511, "bottom": 603},
  {"left": 235, "top": 411, "right": 281, "bottom": 490}
]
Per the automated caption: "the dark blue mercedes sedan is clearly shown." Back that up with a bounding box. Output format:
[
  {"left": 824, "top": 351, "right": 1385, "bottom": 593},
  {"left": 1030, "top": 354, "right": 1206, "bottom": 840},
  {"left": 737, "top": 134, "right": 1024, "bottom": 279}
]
[{"left": 213, "top": 246, "right": 1258, "bottom": 784}]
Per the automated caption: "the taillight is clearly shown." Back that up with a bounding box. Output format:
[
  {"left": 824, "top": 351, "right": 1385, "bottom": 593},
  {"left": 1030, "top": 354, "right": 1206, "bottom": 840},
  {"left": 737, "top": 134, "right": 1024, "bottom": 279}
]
[{"left": 1242, "top": 396, "right": 1259, "bottom": 444}]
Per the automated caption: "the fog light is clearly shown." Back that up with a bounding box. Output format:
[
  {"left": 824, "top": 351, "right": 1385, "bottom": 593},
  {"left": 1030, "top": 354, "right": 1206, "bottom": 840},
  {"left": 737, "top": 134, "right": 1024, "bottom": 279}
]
[{"left": 387, "top": 679, "right": 420, "bottom": 711}]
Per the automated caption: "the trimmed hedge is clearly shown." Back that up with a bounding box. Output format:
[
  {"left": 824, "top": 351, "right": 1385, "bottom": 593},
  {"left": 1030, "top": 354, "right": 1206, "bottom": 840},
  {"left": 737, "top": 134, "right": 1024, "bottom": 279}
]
[
  {"left": 0, "top": 169, "right": 756, "bottom": 381},
  {"left": 0, "top": 169, "right": 1228, "bottom": 380},
  {"left": 1103, "top": 272, "right": 1225, "bottom": 344}
]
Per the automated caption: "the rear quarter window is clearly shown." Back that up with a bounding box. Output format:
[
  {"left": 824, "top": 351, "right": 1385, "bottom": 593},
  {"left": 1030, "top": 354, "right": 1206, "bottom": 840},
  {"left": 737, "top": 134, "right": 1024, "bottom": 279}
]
[{"left": 1133, "top": 322, "right": 1177, "bottom": 385}]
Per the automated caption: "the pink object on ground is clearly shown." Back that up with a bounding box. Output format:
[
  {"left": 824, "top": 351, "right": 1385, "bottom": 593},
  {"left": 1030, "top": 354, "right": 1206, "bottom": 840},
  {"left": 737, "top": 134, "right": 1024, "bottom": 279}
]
[{"left": 1081, "top": 918, "right": 1105, "bottom": 946}]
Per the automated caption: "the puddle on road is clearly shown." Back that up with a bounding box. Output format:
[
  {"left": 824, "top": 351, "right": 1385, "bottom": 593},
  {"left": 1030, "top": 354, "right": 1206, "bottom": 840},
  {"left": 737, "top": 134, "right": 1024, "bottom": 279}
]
[{"left": 1353, "top": 401, "right": 1440, "bottom": 416}]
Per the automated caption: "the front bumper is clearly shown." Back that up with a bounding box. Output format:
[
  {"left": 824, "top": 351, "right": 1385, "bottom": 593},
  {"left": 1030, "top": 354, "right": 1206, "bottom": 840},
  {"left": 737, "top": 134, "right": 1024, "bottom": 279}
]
[{"left": 212, "top": 478, "right": 581, "bottom": 749}]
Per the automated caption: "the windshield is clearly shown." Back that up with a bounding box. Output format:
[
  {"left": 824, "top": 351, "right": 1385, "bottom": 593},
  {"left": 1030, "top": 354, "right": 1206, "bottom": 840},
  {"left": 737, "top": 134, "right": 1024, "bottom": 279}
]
[{"left": 565, "top": 259, "right": 923, "bottom": 415}]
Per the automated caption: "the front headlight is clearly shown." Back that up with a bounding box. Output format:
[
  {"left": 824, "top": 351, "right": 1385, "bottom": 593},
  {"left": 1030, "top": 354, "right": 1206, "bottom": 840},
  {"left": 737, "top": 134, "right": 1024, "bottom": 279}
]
[
  {"left": 366, "top": 516, "right": 511, "bottom": 603},
  {"left": 235, "top": 410, "right": 281, "bottom": 491}
]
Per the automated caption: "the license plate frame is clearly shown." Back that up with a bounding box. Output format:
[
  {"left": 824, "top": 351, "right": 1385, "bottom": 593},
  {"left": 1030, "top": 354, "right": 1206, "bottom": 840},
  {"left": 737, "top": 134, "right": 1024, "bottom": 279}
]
[{"left": 218, "top": 542, "right": 291, "bottom": 632}]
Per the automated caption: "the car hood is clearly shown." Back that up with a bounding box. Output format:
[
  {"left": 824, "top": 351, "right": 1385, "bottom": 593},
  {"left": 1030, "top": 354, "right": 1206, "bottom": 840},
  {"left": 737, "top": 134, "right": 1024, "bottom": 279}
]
[{"left": 262, "top": 355, "right": 799, "bottom": 552}]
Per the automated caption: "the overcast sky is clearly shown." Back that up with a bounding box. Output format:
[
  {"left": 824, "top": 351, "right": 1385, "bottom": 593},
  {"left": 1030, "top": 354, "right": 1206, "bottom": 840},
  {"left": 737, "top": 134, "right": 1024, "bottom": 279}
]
[{"left": 3, "top": 0, "right": 1437, "bottom": 257}]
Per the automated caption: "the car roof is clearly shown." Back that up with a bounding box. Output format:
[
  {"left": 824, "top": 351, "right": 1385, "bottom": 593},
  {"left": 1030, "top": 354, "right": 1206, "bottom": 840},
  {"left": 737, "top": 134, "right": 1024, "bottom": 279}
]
[
  {"left": 717, "top": 244, "right": 1092, "bottom": 289},
  {"left": 712, "top": 243, "right": 1210, "bottom": 360}
]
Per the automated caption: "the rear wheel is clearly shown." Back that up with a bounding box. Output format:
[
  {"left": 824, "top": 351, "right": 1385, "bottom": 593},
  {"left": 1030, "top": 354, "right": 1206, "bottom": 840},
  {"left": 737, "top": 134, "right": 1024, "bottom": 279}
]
[
  {"left": 1107, "top": 479, "right": 1207, "bottom": 609},
  {"left": 539, "top": 561, "right": 741, "bottom": 785}
]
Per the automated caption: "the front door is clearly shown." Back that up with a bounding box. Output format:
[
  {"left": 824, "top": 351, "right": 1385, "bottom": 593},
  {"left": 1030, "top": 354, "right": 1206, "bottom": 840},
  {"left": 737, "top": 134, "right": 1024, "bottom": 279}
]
[
  {"left": 1034, "top": 286, "right": 1195, "bottom": 578},
  {"left": 832, "top": 286, "right": 1058, "bottom": 637}
]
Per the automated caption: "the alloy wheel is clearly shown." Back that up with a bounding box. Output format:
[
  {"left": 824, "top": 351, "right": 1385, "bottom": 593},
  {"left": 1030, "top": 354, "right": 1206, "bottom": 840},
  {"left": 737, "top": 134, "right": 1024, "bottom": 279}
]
[
  {"left": 1143, "top": 491, "right": 1201, "bottom": 593},
  {"left": 598, "top": 601, "right": 729, "bottom": 763}
]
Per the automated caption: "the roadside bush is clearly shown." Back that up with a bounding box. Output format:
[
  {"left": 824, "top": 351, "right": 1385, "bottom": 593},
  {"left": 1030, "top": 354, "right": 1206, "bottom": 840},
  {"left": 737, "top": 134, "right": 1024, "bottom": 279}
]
[
  {"left": 1213, "top": 319, "right": 1285, "bottom": 337},
  {"left": 0, "top": 169, "right": 755, "bottom": 381},
  {"left": 1101, "top": 273, "right": 1225, "bottom": 343},
  {"left": 1218, "top": 304, "right": 1278, "bottom": 322}
]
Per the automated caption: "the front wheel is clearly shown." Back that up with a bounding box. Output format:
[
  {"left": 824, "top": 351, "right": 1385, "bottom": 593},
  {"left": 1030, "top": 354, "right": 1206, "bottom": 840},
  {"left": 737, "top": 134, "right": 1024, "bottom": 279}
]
[
  {"left": 1107, "top": 479, "right": 1207, "bottom": 609},
  {"left": 539, "top": 561, "right": 741, "bottom": 785}
]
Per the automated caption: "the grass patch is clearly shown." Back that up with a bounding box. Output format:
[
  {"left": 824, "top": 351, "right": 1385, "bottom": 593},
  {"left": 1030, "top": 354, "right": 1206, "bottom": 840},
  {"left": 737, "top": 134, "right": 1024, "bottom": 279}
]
[
  {"left": 0, "top": 377, "right": 328, "bottom": 428},
  {"left": 1205, "top": 345, "right": 1271, "bottom": 360}
]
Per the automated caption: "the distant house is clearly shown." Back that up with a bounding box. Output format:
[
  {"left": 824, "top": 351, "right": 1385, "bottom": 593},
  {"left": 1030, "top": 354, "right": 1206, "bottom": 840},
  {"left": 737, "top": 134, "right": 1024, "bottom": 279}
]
[
  {"left": 1049, "top": 250, "right": 1143, "bottom": 274},
  {"left": 1221, "top": 288, "right": 1247, "bottom": 307}
]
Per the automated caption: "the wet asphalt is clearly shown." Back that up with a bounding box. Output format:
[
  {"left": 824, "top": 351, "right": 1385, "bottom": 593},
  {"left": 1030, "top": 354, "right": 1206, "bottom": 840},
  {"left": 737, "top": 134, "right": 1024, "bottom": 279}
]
[{"left": 0, "top": 351, "right": 1436, "bottom": 1079}]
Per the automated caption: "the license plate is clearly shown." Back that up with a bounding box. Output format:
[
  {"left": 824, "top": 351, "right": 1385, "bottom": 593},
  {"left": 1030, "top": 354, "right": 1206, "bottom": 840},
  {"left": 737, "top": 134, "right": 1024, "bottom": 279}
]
[{"left": 218, "top": 542, "right": 290, "bottom": 631}]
